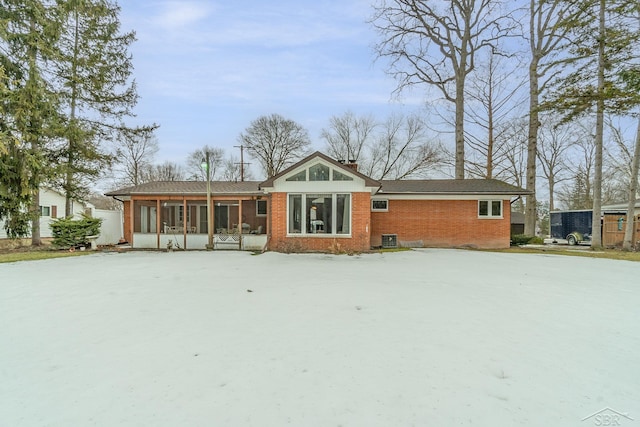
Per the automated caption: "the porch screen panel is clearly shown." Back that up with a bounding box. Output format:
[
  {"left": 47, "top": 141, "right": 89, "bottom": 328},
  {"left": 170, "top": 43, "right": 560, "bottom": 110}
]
[
  {"left": 199, "top": 205, "right": 208, "bottom": 234},
  {"left": 135, "top": 201, "right": 157, "bottom": 233}
]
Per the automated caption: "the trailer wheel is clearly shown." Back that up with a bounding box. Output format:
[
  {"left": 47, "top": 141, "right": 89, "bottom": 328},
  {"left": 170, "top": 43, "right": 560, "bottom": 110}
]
[{"left": 567, "top": 234, "right": 577, "bottom": 246}]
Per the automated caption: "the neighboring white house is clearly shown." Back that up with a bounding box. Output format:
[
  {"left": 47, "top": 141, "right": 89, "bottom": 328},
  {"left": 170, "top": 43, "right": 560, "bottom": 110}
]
[
  {"left": 0, "top": 187, "right": 123, "bottom": 245},
  {"left": 602, "top": 200, "right": 640, "bottom": 215}
]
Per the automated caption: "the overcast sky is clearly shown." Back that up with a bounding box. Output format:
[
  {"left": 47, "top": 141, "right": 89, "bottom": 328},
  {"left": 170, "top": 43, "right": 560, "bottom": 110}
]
[{"left": 118, "top": 0, "right": 427, "bottom": 172}]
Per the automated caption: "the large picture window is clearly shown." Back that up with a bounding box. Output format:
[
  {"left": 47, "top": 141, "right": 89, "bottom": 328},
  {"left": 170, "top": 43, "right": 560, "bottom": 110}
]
[
  {"left": 288, "top": 193, "right": 351, "bottom": 235},
  {"left": 478, "top": 200, "right": 502, "bottom": 218}
]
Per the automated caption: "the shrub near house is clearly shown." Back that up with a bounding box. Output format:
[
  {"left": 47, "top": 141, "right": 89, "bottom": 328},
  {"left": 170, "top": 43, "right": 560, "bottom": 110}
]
[{"left": 50, "top": 215, "right": 102, "bottom": 249}]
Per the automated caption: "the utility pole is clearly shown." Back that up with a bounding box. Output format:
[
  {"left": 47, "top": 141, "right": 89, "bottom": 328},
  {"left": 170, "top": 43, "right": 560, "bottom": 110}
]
[{"left": 234, "top": 144, "right": 250, "bottom": 181}]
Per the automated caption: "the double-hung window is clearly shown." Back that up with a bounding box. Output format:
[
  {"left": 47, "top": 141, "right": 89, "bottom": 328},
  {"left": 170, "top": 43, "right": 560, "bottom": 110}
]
[
  {"left": 288, "top": 193, "right": 351, "bottom": 235},
  {"left": 478, "top": 200, "right": 503, "bottom": 218}
]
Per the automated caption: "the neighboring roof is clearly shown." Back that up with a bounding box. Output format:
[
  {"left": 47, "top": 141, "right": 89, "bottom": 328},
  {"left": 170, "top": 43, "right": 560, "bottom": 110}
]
[
  {"left": 377, "top": 179, "right": 530, "bottom": 195},
  {"left": 511, "top": 211, "right": 525, "bottom": 224},
  {"left": 105, "top": 181, "right": 263, "bottom": 197},
  {"left": 602, "top": 200, "right": 640, "bottom": 211},
  {"left": 260, "top": 151, "right": 381, "bottom": 188}
]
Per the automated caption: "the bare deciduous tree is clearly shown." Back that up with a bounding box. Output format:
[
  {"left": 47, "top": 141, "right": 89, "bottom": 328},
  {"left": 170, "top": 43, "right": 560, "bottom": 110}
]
[
  {"left": 371, "top": 0, "right": 513, "bottom": 179},
  {"left": 536, "top": 119, "right": 576, "bottom": 210},
  {"left": 493, "top": 122, "right": 527, "bottom": 203},
  {"left": 525, "top": 0, "right": 582, "bottom": 235},
  {"left": 465, "top": 47, "right": 526, "bottom": 179},
  {"left": 142, "top": 161, "right": 185, "bottom": 182},
  {"left": 557, "top": 130, "right": 596, "bottom": 210},
  {"left": 623, "top": 117, "right": 640, "bottom": 250},
  {"left": 239, "top": 114, "right": 311, "bottom": 178},
  {"left": 220, "top": 155, "right": 255, "bottom": 182},
  {"left": 321, "top": 111, "right": 377, "bottom": 162},
  {"left": 114, "top": 129, "right": 158, "bottom": 186},
  {"left": 185, "top": 146, "right": 224, "bottom": 181},
  {"left": 366, "top": 114, "right": 444, "bottom": 179}
]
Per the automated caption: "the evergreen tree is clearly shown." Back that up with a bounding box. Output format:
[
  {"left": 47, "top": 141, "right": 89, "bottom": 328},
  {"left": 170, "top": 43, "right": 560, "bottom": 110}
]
[
  {"left": 0, "top": 0, "right": 61, "bottom": 243},
  {"left": 51, "top": 0, "right": 142, "bottom": 215}
]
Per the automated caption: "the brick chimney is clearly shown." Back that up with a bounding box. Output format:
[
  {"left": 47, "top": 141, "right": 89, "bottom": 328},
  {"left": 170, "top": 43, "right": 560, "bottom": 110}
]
[{"left": 344, "top": 160, "right": 358, "bottom": 172}]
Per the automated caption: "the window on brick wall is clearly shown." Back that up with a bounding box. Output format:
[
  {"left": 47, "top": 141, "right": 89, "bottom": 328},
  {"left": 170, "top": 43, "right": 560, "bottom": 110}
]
[
  {"left": 478, "top": 200, "right": 502, "bottom": 218},
  {"left": 371, "top": 199, "right": 388, "bottom": 212},
  {"left": 288, "top": 193, "right": 351, "bottom": 235}
]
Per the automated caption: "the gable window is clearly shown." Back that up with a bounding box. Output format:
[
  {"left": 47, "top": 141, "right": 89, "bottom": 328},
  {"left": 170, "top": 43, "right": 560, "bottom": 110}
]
[
  {"left": 288, "top": 193, "right": 351, "bottom": 235},
  {"left": 478, "top": 200, "right": 502, "bottom": 218},
  {"left": 256, "top": 199, "right": 267, "bottom": 216},
  {"left": 333, "top": 170, "right": 353, "bottom": 181},
  {"left": 284, "top": 163, "right": 357, "bottom": 182},
  {"left": 309, "top": 164, "right": 330, "bottom": 181},
  {"left": 286, "top": 170, "right": 306, "bottom": 181},
  {"left": 371, "top": 199, "right": 388, "bottom": 212}
]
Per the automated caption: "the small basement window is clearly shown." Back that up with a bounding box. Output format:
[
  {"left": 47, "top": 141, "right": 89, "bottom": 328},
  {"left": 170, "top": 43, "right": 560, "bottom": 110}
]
[
  {"left": 478, "top": 200, "right": 502, "bottom": 218},
  {"left": 371, "top": 199, "right": 388, "bottom": 212}
]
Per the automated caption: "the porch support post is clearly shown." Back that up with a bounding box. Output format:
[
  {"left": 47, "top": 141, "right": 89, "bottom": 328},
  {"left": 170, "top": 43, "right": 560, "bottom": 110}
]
[
  {"left": 183, "top": 197, "right": 187, "bottom": 249},
  {"left": 238, "top": 198, "right": 243, "bottom": 249},
  {"left": 156, "top": 199, "right": 161, "bottom": 250},
  {"left": 130, "top": 198, "right": 135, "bottom": 247},
  {"left": 266, "top": 197, "right": 270, "bottom": 235}
]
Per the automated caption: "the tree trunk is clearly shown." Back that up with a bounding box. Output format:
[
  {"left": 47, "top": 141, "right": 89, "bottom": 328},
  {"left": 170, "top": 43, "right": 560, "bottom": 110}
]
[
  {"left": 31, "top": 187, "right": 42, "bottom": 246},
  {"left": 65, "top": 9, "right": 81, "bottom": 217},
  {"left": 525, "top": 52, "right": 539, "bottom": 236},
  {"left": 455, "top": 73, "right": 465, "bottom": 180},
  {"left": 591, "top": 0, "right": 606, "bottom": 249},
  {"left": 486, "top": 63, "right": 494, "bottom": 179},
  {"left": 622, "top": 116, "right": 640, "bottom": 251},
  {"left": 28, "top": 17, "right": 41, "bottom": 247},
  {"left": 548, "top": 176, "right": 555, "bottom": 212}
]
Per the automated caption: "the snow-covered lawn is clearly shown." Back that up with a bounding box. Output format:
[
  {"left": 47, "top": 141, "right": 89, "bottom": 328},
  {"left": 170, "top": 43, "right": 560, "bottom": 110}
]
[{"left": 1, "top": 249, "right": 638, "bottom": 427}]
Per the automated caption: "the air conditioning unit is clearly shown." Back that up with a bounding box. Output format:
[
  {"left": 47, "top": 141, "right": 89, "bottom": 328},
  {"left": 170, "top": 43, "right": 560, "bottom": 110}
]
[{"left": 381, "top": 234, "right": 398, "bottom": 249}]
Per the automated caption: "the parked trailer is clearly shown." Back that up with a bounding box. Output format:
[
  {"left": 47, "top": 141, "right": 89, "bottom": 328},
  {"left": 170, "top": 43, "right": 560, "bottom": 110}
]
[{"left": 550, "top": 210, "right": 593, "bottom": 245}]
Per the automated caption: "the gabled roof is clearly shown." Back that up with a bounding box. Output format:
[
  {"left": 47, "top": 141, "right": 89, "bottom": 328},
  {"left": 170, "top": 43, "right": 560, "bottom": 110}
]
[
  {"left": 260, "top": 151, "right": 381, "bottom": 188},
  {"left": 105, "top": 181, "right": 263, "bottom": 197},
  {"left": 377, "top": 179, "right": 530, "bottom": 195}
]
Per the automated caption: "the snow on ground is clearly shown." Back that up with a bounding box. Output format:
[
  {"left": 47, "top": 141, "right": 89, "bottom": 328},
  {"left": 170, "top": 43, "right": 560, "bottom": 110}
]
[{"left": 0, "top": 249, "right": 638, "bottom": 427}]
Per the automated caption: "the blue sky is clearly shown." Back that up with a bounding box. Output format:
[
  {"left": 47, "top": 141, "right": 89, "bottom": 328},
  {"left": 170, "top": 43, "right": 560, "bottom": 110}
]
[{"left": 119, "top": 0, "right": 426, "bottom": 169}]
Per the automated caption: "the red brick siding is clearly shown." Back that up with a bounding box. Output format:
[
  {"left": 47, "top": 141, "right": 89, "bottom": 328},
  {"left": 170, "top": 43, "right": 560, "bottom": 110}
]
[
  {"left": 370, "top": 199, "right": 511, "bottom": 249},
  {"left": 268, "top": 192, "right": 371, "bottom": 252}
]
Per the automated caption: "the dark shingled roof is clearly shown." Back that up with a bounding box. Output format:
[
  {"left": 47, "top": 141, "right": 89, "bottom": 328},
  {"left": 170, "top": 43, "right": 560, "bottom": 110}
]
[
  {"left": 105, "top": 181, "right": 263, "bottom": 197},
  {"left": 378, "top": 179, "right": 530, "bottom": 195}
]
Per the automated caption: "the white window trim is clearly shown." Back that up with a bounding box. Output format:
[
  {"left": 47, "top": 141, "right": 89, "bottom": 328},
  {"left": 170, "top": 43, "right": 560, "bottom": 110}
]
[
  {"left": 371, "top": 199, "right": 389, "bottom": 212},
  {"left": 256, "top": 199, "right": 267, "bottom": 217},
  {"left": 478, "top": 200, "right": 503, "bottom": 219},
  {"left": 284, "top": 161, "right": 356, "bottom": 183},
  {"left": 286, "top": 193, "right": 352, "bottom": 237}
]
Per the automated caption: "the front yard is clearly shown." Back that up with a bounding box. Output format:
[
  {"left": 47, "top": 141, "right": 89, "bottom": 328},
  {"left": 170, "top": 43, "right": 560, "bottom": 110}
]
[{"left": 1, "top": 250, "right": 638, "bottom": 426}]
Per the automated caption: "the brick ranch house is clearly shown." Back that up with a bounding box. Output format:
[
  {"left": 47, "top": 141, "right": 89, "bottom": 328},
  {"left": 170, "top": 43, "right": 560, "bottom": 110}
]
[{"left": 106, "top": 152, "right": 529, "bottom": 252}]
